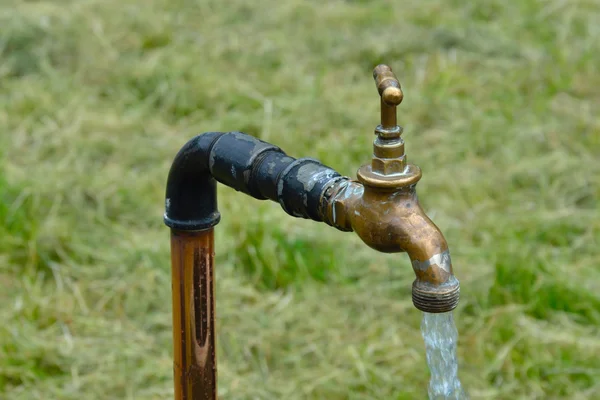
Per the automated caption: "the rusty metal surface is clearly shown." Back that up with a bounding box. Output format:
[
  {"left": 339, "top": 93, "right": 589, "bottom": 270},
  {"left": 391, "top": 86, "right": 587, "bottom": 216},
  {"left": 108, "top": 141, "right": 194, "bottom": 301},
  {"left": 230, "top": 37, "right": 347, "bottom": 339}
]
[{"left": 170, "top": 229, "right": 217, "bottom": 400}]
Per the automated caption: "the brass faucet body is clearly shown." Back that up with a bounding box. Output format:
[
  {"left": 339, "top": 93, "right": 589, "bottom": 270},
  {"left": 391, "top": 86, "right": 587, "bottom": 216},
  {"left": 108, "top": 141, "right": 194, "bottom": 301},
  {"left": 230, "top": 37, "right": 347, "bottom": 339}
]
[
  {"left": 320, "top": 177, "right": 459, "bottom": 312},
  {"left": 320, "top": 65, "right": 460, "bottom": 312}
]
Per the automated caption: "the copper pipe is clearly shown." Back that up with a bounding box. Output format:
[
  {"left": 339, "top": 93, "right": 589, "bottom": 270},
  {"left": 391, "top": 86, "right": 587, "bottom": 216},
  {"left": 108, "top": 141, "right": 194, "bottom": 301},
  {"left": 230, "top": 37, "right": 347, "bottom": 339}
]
[{"left": 170, "top": 229, "right": 216, "bottom": 400}]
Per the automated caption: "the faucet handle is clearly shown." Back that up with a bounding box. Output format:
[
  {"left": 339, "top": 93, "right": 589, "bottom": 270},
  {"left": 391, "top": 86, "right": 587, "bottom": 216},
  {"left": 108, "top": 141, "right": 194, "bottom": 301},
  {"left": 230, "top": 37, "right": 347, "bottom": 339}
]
[
  {"left": 373, "top": 64, "right": 403, "bottom": 106},
  {"left": 373, "top": 64, "right": 403, "bottom": 132}
]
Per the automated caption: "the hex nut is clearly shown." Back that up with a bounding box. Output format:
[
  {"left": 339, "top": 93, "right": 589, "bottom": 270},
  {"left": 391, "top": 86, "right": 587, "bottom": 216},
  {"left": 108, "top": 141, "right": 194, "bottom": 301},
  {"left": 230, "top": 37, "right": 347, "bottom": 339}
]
[{"left": 372, "top": 156, "right": 406, "bottom": 175}]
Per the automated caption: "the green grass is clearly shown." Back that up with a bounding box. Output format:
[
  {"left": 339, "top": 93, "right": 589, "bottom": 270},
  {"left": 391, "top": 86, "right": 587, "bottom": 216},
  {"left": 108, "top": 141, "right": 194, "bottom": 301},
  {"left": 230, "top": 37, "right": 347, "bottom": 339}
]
[{"left": 1, "top": 0, "right": 599, "bottom": 398}]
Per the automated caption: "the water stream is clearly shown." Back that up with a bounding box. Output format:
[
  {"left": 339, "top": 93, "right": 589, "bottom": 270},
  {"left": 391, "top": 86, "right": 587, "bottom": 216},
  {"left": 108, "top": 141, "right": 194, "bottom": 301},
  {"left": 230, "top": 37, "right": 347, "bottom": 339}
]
[{"left": 421, "top": 312, "right": 468, "bottom": 399}]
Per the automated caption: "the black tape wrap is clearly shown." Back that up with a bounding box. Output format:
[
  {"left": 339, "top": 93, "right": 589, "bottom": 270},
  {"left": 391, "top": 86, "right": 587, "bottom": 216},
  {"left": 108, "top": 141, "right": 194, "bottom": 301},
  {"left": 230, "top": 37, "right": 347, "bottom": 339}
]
[{"left": 164, "top": 131, "right": 343, "bottom": 230}]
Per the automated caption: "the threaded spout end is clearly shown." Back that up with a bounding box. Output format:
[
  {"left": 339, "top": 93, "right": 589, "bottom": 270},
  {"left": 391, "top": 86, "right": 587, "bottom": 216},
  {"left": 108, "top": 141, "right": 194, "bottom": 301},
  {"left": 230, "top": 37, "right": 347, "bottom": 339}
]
[{"left": 412, "top": 277, "right": 460, "bottom": 313}]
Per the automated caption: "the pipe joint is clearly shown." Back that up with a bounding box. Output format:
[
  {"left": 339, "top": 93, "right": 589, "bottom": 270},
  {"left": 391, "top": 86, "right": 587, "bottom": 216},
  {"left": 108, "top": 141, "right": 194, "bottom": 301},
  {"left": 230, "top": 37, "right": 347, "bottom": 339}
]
[{"left": 164, "top": 132, "right": 342, "bottom": 231}]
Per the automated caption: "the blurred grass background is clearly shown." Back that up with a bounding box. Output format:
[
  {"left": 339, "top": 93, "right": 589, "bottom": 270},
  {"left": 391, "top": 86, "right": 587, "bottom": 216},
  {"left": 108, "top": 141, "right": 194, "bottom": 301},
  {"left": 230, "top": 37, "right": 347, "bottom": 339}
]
[{"left": 1, "top": 0, "right": 599, "bottom": 399}]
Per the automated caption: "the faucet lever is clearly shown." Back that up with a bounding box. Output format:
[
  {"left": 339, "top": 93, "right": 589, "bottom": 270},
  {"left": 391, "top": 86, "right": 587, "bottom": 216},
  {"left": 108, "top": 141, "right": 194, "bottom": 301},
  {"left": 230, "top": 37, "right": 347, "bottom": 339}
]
[
  {"left": 373, "top": 64, "right": 403, "bottom": 133},
  {"left": 373, "top": 64, "right": 403, "bottom": 105},
  {"left": 368, "top": 65, "right": 407, "bottom": 176}
]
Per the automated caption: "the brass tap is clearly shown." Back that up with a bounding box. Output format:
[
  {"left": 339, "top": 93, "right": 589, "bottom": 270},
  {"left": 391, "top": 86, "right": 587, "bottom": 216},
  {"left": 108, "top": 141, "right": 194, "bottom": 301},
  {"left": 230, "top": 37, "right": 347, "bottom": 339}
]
[{"left": 321, "top": 65, "right": 460, "bottom": 313}]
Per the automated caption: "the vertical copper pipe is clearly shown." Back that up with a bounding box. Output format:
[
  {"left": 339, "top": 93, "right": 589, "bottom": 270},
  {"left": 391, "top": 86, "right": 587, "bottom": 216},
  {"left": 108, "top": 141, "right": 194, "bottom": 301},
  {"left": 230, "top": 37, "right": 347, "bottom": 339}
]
[{"left": 170, "top": 229, "right": 216, "bottom": 400}]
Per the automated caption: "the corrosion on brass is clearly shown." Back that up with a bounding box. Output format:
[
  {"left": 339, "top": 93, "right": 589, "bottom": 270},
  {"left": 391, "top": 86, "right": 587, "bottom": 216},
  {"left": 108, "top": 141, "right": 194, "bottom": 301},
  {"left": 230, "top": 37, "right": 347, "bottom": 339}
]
[{"left": 170, "top": 229, "right": 217, "bottom": 400}]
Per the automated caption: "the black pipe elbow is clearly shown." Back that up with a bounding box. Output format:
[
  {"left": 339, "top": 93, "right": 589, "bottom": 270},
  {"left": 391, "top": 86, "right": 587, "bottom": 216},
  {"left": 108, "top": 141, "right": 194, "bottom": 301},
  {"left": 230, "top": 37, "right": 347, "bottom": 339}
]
[
  {"left": 164, "top": 132, "right": 224, "bottom": 231},
  {"left": 164, "top": 131, "right": 344, "bottom": 231}
]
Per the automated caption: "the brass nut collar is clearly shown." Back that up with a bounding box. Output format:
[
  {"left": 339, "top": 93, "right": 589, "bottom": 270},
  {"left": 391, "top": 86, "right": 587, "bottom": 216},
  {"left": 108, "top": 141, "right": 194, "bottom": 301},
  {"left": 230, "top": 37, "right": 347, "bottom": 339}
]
[
  {"left": 373, "top": 138, "right": 404, "bottom": 158},
  {"left": 372, "top": 156, "right": 406, "bottom": 175},
  {"left": 357, "top": 163, "right": 422, "bottom": 190},
  {"left": 375, "top": 125, "right": 403, "bottom": 140}
]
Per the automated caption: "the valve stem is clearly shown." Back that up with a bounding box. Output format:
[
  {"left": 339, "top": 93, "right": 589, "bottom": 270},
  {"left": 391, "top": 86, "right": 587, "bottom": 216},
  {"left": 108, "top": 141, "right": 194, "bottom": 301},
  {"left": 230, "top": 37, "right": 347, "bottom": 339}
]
[{"left": 372, "top": 64, "right": 407, "bottom": 176}]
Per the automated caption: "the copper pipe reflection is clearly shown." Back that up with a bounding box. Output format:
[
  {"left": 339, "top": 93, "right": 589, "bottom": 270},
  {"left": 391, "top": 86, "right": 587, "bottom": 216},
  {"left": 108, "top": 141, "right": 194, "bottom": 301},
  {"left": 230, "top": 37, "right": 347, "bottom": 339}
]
[{"left": 170, "top": 229, "right": 216, "bottom": 400}]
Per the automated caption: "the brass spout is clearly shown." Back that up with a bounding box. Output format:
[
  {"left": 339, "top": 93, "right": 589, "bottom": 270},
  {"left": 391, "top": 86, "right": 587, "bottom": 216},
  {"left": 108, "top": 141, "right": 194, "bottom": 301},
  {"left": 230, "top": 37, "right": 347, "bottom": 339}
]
[{"left": 322, "top": 178, "right": 460, "bottom": 313}]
